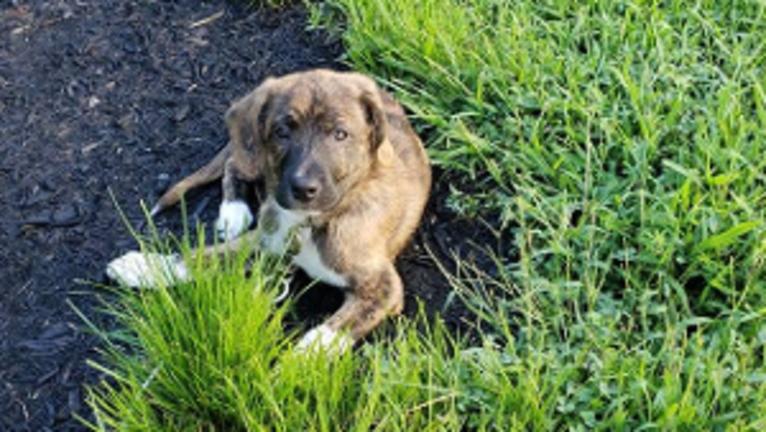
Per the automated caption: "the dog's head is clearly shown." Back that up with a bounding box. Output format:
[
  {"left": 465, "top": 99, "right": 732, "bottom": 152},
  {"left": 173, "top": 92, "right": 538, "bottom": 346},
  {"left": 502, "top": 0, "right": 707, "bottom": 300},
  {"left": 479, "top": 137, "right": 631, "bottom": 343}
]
[{"left": 225, "top": 70, "right": 391, "bottom": 213}]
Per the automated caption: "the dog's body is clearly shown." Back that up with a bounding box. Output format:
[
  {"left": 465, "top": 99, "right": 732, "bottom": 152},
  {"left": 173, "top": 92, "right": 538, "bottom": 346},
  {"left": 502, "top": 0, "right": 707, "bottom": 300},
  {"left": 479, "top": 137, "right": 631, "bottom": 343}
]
[{"left": 107, "top": 70, "right": 431, "bottom": 353}]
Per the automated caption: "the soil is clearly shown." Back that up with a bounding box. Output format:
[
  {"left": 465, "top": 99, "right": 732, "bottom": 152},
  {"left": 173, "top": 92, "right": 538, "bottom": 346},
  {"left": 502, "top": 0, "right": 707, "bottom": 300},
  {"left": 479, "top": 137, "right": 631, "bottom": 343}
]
[{"left": 0, "top": 1, "right": 499, "bottom": 430}]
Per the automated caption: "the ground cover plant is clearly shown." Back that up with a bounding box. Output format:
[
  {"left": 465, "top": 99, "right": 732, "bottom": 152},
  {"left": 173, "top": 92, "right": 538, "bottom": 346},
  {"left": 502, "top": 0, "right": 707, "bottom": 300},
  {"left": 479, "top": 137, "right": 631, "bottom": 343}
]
[{"left": 88, "top": 0, "right": 766, "bottom": 430}]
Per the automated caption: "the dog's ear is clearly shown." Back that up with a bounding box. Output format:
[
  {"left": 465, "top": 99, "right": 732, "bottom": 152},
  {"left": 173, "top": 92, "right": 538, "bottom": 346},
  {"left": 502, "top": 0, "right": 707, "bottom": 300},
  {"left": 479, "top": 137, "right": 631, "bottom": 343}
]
[
  {"left": 359, "top": 83, "right": 397, "bottom": 166},
  {"left": 358, "top": 83, "right": 387, "bottom": 151},
  {"left": 225, "top": 78, "right": 274, "bottom": 179},
  {"left": 226, "top": 78, "right": 274, "bottom": 150}
]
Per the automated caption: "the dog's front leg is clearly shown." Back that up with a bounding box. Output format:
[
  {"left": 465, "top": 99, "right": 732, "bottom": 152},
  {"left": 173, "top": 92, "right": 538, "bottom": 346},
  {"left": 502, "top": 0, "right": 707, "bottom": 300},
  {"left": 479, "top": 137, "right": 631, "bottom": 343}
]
[
  {"left": 215, "top": 158, "right": 254, "bottom": 241},
  {"left": 296, "top": 263, "right": 404, "bottom": 355}
]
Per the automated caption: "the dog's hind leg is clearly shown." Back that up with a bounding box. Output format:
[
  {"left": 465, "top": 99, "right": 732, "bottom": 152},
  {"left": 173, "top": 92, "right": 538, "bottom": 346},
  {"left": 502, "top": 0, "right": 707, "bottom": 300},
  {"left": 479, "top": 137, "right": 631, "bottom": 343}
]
[
  {"left": 150, "top": 145, "right": 231, "bottom": 216},
  {"left": 105, "top": 229, "right": 262, "bottom": 288}
]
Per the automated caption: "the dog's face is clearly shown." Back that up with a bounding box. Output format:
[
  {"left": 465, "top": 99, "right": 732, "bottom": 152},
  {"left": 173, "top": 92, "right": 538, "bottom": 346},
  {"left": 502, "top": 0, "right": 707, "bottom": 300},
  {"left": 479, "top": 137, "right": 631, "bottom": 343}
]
[{"left": 226, "top": 70, "right": 388, "bottom": 212}]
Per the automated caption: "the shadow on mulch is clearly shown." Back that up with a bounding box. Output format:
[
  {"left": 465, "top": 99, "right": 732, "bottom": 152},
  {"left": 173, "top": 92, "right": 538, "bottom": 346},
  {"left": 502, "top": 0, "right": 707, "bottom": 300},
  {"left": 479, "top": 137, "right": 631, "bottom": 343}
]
[{"left": 0, "top": 1, "right": 502, "bottom": 430}]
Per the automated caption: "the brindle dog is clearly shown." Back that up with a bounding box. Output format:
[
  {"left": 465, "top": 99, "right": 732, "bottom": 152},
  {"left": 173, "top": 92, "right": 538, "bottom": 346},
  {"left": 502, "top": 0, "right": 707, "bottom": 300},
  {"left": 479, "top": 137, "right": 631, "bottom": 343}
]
[{"left": 107, "top": 69, "right": 431, "bottom": 354}]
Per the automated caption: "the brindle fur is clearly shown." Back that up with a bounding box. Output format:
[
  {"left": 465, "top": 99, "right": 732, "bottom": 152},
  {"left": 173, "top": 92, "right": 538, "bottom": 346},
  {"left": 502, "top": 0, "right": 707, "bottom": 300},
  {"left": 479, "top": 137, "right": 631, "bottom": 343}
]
[{"left": 154, "top": 69, "right": 431, "bottom": 346}]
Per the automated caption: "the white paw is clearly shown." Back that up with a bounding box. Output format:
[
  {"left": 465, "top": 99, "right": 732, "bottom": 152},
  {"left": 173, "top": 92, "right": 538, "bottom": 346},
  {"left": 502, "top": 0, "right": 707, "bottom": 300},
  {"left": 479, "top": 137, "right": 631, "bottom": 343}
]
[
  {"left": 215, "top": 200, "right": 253, "bottom": 241},
  {"left": 295, "top": 325, "right": 353, "bottom": 356},
  {"left": 106, "top": 251, "right": 190, "bottom": 288}
]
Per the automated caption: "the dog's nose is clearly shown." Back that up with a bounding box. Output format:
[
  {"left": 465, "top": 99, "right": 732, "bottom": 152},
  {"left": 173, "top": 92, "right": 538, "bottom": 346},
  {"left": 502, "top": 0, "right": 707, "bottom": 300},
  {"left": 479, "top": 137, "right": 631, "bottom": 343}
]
[{"left": 290, "top": 174, "right": 320, "bottom": 202}]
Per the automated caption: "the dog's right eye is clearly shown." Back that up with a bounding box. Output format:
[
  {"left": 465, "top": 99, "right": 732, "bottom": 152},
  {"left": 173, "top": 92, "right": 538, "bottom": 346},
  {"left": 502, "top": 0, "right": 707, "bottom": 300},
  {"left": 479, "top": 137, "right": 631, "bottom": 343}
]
[{"left": 273, "top": 123, "right": 291, "bottom": 140}]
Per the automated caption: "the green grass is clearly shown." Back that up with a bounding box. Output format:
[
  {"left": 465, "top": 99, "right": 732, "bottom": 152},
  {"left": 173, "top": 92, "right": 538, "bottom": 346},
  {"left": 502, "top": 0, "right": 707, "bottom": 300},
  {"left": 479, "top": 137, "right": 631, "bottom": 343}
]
[
  {"left": 314, "top": 0, "right": 766, "bottom": 314},
  {"left": 82, "top": 229, "right": 507, "bottom": 430},
  {"left": 322, "top": 0, "right": 766, "bottom": 426},
  {"left": 85, "top": 233, "right": 765, "bottom": 430},
  {"left": 86, "top": 0, "right": 766, "bottom": 430}
]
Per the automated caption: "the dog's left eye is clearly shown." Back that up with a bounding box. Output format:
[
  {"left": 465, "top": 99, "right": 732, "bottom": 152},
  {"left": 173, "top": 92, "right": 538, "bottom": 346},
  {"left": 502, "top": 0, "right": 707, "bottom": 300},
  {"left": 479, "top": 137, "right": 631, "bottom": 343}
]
[{"left": 334, "top": 129, "right": 348, "bottom": 141}]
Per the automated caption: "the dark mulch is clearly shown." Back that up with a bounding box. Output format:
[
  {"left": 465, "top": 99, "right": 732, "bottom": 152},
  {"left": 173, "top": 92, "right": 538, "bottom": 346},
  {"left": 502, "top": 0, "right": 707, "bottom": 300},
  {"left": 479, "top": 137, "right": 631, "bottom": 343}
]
[{"left": 0, "top": 1, "right": 497, "bottom": 430}]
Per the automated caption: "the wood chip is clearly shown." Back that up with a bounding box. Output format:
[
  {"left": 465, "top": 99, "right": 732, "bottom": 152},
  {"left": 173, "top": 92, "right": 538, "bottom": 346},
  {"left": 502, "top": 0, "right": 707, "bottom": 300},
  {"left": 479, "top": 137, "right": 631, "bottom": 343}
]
[{"left": 189, "top": 10, "right": 224, "bottom": 29}]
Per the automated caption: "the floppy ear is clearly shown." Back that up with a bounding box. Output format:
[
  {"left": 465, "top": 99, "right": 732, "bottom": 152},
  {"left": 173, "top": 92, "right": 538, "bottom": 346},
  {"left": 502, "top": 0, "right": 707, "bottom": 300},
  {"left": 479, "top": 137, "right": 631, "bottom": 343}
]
[
  {"left": 359, "top": 83, "right": 397, "bottom": 166},
  {"left": 358, "top": 83, "right": 388, "bottom": 151},
  {"left": 225, "top": 78, "right": 274, "bottom": 179}
]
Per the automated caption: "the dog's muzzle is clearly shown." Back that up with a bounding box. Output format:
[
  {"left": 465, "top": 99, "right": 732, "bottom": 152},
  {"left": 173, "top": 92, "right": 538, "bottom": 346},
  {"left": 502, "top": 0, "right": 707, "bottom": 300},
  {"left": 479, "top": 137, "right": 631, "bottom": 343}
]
[
  {"left": 277, "top": 150, "right": 337, "bottom": 210},
  {"left": 289, "top": 171, "right": 321, "bottom": 203}
]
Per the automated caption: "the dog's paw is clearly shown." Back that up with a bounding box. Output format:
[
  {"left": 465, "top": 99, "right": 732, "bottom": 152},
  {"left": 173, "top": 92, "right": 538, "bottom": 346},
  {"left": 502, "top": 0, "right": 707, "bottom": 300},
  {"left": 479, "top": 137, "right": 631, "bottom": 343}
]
[
  {"left": 294, "top": 325, "right": 353, "bottom": 357},
  {"left": 105, "top": 251, "right": 190, "bottom": 288},
  {"left": 215, "top": 200, "right": 253, "bottom": 241}
]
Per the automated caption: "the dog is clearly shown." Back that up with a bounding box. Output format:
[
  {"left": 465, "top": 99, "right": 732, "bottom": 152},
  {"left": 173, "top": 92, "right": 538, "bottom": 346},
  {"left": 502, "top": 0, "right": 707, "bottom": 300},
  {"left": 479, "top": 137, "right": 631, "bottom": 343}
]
[{"left": 106, "top": 69, "right": 432, "bottom": 354}]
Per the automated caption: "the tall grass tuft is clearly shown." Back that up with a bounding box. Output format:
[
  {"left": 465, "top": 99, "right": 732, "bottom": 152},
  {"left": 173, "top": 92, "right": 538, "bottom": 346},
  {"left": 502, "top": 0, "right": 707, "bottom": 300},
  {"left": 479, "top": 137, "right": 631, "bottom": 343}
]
[{"left": 84, "top": 226, "right": 471, "bottom": 430}]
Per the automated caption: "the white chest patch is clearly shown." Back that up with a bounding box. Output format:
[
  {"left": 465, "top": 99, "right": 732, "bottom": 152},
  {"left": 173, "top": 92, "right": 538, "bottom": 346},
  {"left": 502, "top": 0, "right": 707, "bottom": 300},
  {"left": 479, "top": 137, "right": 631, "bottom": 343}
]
[{"left": 258, "top": 198, "right": 348, "bottom": 288}]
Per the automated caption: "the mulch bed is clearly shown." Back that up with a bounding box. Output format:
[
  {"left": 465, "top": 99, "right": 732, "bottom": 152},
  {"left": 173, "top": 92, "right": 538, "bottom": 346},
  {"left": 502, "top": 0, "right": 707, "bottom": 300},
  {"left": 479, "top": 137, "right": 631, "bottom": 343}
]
[{"left": 0, "top": 1, "right": 496, "bottom": 430}]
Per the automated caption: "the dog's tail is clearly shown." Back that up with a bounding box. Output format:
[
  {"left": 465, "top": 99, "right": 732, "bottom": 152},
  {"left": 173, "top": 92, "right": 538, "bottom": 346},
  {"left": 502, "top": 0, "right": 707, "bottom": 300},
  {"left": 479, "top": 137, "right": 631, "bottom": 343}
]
[{"left": 150, "top": 145, "right": 231, "bottom": 216}]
